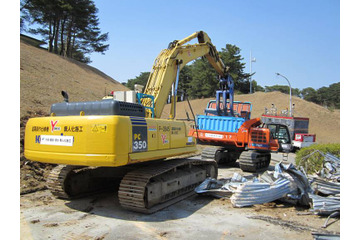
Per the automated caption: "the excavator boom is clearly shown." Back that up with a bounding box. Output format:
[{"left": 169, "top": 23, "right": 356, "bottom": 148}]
[{"left": 142, "top": 31, "right": 228, "bottom": 118}]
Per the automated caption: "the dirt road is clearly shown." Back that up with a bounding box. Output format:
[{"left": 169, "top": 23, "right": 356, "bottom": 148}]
[{"left": 20, "top": 154, "right": 339, "bottom": 240}]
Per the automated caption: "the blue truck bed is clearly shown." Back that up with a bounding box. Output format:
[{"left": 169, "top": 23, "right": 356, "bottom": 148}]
[
  {"left": 196, "top": 101, "right": 252, "bottom": 133},
  {"left": 196, "top": 115, "right": 246, "bottom": 133}
]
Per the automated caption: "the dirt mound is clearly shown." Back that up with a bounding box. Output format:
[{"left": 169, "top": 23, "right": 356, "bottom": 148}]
[
  {"left": 161, "top": 91, "right": 340, "bottom": 144},
  {"left": 20, "top": 110, "right": 55, "bottom": 194},
  {"left": 20, "top": 40, "right": 128, "bottom": 117},
  {"left": 20, "top": 40, "right": 129, "bottom": 194}
]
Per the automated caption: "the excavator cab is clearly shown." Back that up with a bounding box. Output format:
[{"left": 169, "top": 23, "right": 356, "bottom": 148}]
[{"left": 266, "top": 123, "right": 292, "bottom": 152}]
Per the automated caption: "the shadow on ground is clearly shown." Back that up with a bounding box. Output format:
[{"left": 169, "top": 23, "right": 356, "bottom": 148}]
[{"left": 65, "top": 190, "right": 214, "bottom": 222}]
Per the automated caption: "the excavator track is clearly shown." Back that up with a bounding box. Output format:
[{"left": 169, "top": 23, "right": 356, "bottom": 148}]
[
  {"left": 201, "top": 146, "right": 223, "bottom": 163},
  {"left": 238, "top": 151, "right": 271, "bottom": 172},
  {"left": 46, "top": 165, "right": 122, "bottom": 199},
  {"left": 201, "top": 146, "right": 240, "bottom": 164},
  {"left": 47, "top": 165, "right": 80, "bottom": 199},
  {"left": 118, "top": 158, "right": 217, "bottom": 213},
  {"left": 47, "top": 159, "right": 217, "bottom": 213}
]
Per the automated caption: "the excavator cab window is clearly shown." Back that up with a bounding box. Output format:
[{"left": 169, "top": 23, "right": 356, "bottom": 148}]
[
  {"left": 277, "top": 125, "right": 291, "bottom": 144},
  {"left": 267, "top": 124, "right": 291, "bottom": 144},
  {"left": 267, "top": 124, "right": 277, "bottom": 139}
]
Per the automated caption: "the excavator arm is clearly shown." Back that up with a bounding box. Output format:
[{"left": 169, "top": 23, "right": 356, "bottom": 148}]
[{"left": 142, "top": 31, "right": 228, "bottom": 118}]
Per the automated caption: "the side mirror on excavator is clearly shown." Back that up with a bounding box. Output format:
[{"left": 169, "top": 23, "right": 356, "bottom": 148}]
[{"left": 61, "top": 91, "right": 69, "bottom": 102}]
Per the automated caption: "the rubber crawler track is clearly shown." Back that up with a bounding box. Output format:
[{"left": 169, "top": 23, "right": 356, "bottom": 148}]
[
  {"left": 239, "top": 151, "right": 271, "bottom": 172},
  {"left": 201, "top": 146, "right": 239, "bottom": 164}
]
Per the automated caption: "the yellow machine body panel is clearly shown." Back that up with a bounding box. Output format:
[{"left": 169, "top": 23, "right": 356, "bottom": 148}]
[{"left": 24, "top": 115, "right": 196, "bottom": 167}]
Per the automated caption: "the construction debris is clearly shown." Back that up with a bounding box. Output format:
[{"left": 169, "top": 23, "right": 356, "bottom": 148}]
[
  {"left": 319, "top": 153, "right": 340, "bottom": 182},
  {"left": 195, "top": 162, "right": 313, "bottom": 207},
  {"left": 273, "top": 162, "right": 312, "bottom": 206},
  {"left": 311, "top": 232, "right": 340, "bottom": 240},
  {"left": 305, "top": 151, "right": 340, "bottom": 227},
  {"left": 300, "top": 150, "right": 340, "bottom": 182},
  {"left": 310, "top": 178, "right": 340, "bottom": 196},
  {"left": 195, "top": 158, "right": 340, "bottom": 223},
  {"left": 194, "top": 173, "right": 253, "bottom": 198},
  {"left": 230, "top": 178, "right": 293, "bottom": 207},
  {"left": 194, "top": 178, "right": 233, "bottom": 198},
  {"left": 309, "top": 194, "right": 340, "bottom": 216}
]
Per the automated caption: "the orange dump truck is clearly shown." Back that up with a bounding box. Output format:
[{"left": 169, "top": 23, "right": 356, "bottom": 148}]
[{"left": 189, "top": 100, "right": 282, "bottom": 172}]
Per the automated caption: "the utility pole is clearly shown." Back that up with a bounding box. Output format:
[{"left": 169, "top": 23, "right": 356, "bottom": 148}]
[{"left": 249, "top": 50, "right": 256, "bottom": 93}]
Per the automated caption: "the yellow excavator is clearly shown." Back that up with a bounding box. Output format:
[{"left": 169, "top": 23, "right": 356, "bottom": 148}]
[{"left": 24, "top": 31, "right": 229, "bottom": 213}]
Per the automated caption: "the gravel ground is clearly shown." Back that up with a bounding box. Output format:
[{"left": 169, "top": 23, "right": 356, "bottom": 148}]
[{"left": 20, "top": 153, "right": 340, "bottom": 240}]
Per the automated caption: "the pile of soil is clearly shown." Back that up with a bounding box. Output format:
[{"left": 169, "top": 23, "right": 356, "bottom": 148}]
[{"left": 20, "top": 110, "right": 55, "bottom": 194}]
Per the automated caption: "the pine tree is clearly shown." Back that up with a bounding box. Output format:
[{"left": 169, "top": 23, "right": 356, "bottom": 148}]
[
  {"left": 21, "top": 0, "right": 109, "bottom": 63},
  {"left": 219, "top": 44, "right": 250, "bottom": 93}
]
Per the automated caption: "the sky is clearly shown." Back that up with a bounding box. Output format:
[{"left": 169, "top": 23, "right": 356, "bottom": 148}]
[{"left": 86, "top": 0, "right": 340, "bottom": 90}]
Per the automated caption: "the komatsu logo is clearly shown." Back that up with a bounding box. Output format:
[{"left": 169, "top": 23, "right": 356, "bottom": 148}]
[{"left": 134, "top": 133, "right": 141, "bottom": 140}]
